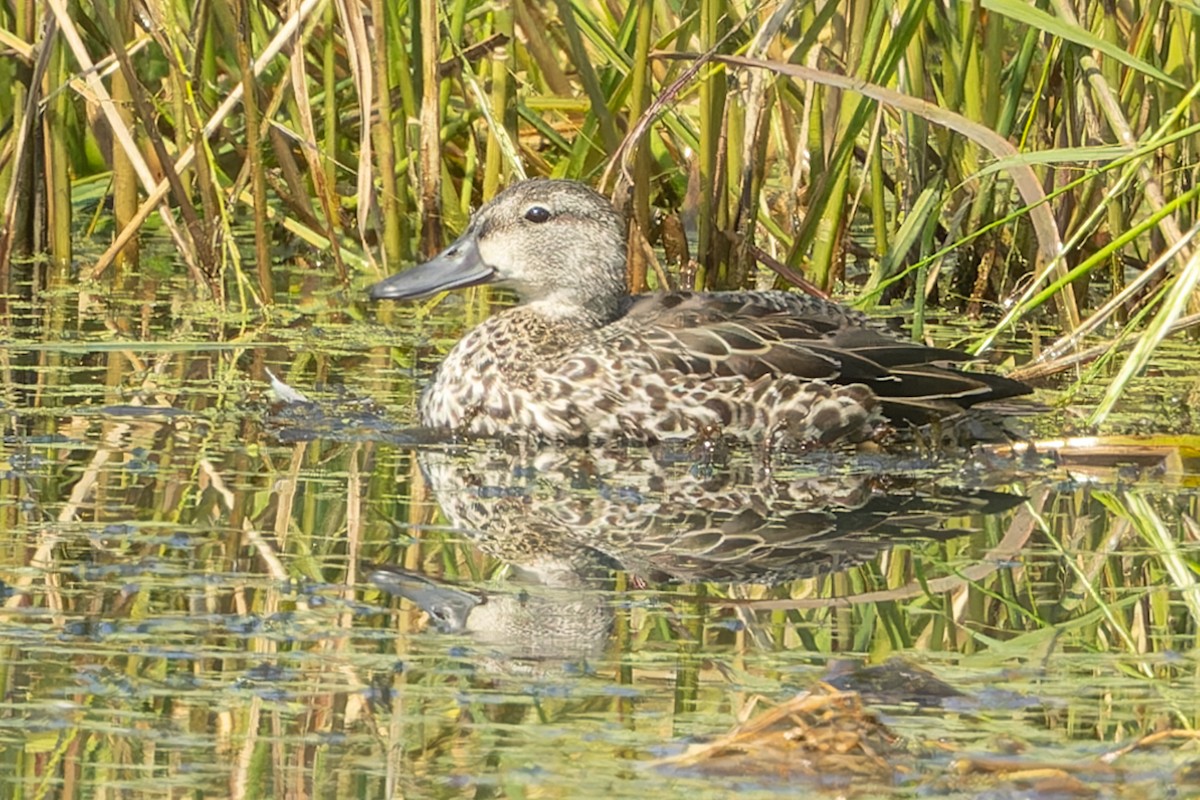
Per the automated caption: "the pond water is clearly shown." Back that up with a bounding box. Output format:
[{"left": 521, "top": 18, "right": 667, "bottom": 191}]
[{"left": 2, "top": 261, "right": 1199, "bottom": 798}]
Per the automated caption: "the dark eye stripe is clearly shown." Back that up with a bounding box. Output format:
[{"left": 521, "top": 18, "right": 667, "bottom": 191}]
[{"left": 524, "top": 206, "right": 551, "bottom": 223}]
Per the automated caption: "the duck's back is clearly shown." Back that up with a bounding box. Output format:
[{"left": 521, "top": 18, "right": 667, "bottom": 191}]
[
  {"left": 420, "top": 290, "right": 1029, "bottom": 444},
  {"left": 591, "top": 290, "right": 1030, "bottom": 433}
]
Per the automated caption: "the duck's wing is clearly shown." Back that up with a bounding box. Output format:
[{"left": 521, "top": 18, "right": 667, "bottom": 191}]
[{"left": 607, "top": 292, "right": 1030, "bottom": 422}]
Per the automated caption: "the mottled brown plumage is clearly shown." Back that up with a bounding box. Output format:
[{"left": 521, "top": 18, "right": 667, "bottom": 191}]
[{"left": 369, "top": 179, "right": 1030, "bottom": 445}]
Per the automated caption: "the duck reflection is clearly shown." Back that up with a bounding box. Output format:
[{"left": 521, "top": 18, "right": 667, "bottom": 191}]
[
  {"left": 373, "top": 447, "right": 1021, "bottom": 670},
  {"left": 370, "top": 564, "right": 613, "bottom": 671}
]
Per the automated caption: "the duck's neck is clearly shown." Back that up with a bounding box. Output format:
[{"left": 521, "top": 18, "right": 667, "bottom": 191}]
[{"left": 522, "top": 295, "right": 623, "bottom": 329}]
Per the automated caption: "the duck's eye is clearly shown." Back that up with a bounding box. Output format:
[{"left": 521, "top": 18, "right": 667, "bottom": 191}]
[{"left": 523, "top": 206, "right": 551, "bottom": 223}]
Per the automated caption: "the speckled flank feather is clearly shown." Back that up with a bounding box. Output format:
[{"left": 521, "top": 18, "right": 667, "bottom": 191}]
[
  {"left": 420, "top": 304, "right": 884, "bottom": 442},
  {"left": 371, "top": 179, "right": 1032, "bottom": 446}
]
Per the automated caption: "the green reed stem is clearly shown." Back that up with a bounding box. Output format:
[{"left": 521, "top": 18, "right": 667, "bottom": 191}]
[
  {"left": 322, "top": 1, "right": 337, "bottom": 195},
  {"left": 696, "top": 0, "right": 725, "bottom": 287},
  {"left": 439, "top": 0, "right": 469, "bottom": 119},
  {"left": 234, "top": 0, "right": 272, "bottom": 303},
  {"left": 110, "top": 2, "right": 139, "bottom": 278},
  {"left": 483, "top": 3, "right": 514, "bottom": 199},
  {"left": 556, "top": 0, "right": 620, "bottom": 155},
  {"left": 626, "top": 0, "right": 654, "bottom": 292},
  {"left": 418, "top": 0, "right": 441, "bottom": 254},
  {"left": 371, "top": 0, "right": 402, "bottom": 268},
  {"left": 807, "top": 0, "right": 877, "bottom": 291},
  {"left": 46, "top": 36, "right": 71, "bottom": 278}
]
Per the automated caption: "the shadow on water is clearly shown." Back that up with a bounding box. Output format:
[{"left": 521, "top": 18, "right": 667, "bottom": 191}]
[{"left": 1, "top": 276, "right": 1199, "bottom": 798}]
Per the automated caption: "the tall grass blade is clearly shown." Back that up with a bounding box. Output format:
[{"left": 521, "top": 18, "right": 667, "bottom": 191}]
[
  {"left": 1090, "top": 231, "right": 1200, "bottom": 425},
  {"left": 982, "top": 0, "right": 1185, "bottom": 88}
]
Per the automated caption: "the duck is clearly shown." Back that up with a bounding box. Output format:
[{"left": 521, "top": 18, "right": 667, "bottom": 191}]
[{"left": 368, "top": 179, "right": 1031, "bottom": 445}]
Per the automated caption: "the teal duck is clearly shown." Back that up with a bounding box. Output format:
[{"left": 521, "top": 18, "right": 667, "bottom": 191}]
[{"left": 369, "top": 179, "right": 1030, "bottom": 444}]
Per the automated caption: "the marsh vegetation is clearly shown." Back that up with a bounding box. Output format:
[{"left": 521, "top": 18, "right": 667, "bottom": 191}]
[{"left": 1, "top": 1, "right": 1199, "bottom": 797}]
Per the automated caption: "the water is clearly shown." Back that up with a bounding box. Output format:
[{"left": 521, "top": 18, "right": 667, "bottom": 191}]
[{"left": 1, "top": 266, "right": 1198, "bottom": 798}]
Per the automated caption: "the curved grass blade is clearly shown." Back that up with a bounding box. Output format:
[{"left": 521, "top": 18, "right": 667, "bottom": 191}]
[
  {"left": 982, "top": 0, "right": 1185, "bottom": 89},
  {"left": 708, "top": 53, "right": 1071, "bottom": 322},
  {"left": 1089, "top": 229, "right": 1200, "bottom": 426}
]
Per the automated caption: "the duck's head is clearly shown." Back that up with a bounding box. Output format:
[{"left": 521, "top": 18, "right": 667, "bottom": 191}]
[{"left": 369, "top": 179, "right": 629, "bottom": 325}]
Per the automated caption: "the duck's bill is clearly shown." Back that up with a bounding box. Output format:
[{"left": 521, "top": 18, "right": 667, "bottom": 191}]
[
  {"left": 367, "top": 565, "right": 481, "bottom": 634},
  {"left": 368, "top": 232, "right": 495, "bottom": 300}
]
